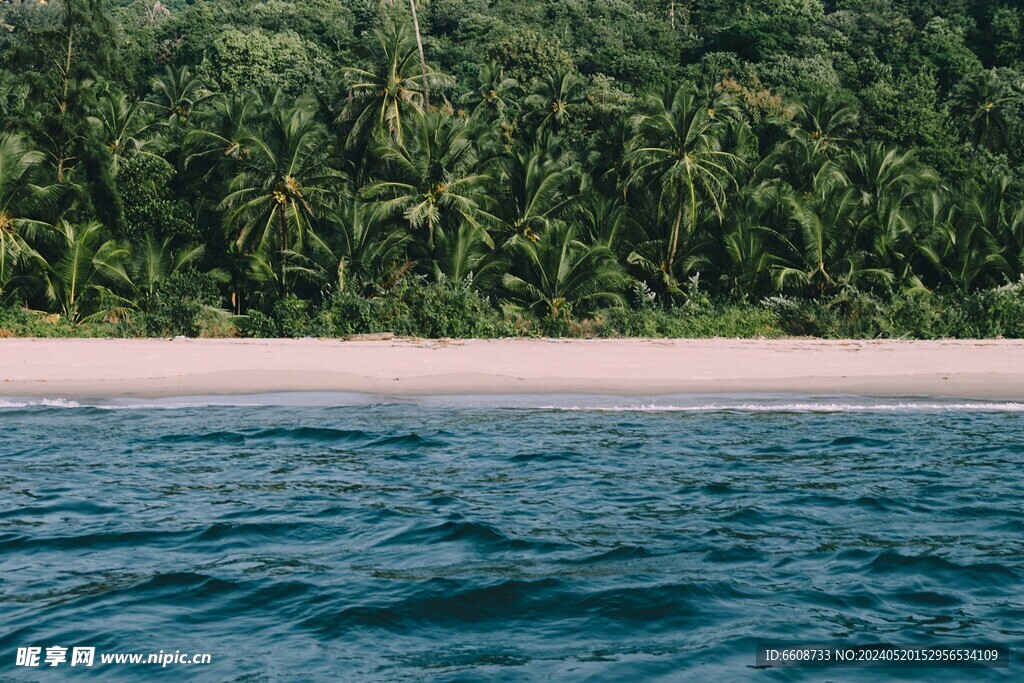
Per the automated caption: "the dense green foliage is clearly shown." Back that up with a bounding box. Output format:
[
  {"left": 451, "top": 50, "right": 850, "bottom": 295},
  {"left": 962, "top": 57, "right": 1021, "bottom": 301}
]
[{"left": 1, "top": 0, "right": 1022, "bottom": 338}]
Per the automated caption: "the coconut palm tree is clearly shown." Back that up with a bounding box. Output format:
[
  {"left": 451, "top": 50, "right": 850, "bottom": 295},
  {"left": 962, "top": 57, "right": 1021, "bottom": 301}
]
[
  {"left": 128, "top": 235, "right": 206, "bottom": 312},
  {"left": 220, "top": 98, "right": 342, "bottom": 294},
  {"left": 703, "top": 181, "right": 790, "bottom": 297},
  {"left": 0, "top": 134, "right": 63, "bottom": 299},
  {"left": 916, "top": 188, "right": 1002, "bottom": 291},
  {"left": 460, "top": 61, "right": 519, "bottom": 123},
  {"left": 324, "top": 199, "right": 410, "bottom": 296},
  {"left": 147, "top": 65, "right": 209, "bottom": 125},
  {"left": 491, "top": 140, "right": 581, "bottom": 243},
  {"left": 502, "top": 222, "right": 628, "bottom": 319},
  {"left": 626, "top": 84, "right": 740, "bottom": 282},
  {"left": 961, "top": 175, "right": 1024, "bottom": 283},
  {"left": 432, "top": 220, "right": 507, "bottom": 290},
  {"left": 88, "top": 90, "right": 159, "bottom": 173},
  {"left": 43, "top": 220, "right": 132, "bottom": 323},
  {"left": 525, "top": 67, "right": 585, "bottom": 134},
  {"left": 338, "top": 24, "right": 452, "bottom": 148},
  {"left": 364, "top": 111, "right": 494, "bottom": 252},
  {"left": 772, "top": 165, "right": 893, "bottom": 294},
  {"left": 844, "top": 143, "right": 937, "bottom": 285},
  {"left": 186, "top": 91, "right": 264, "bottom": 174}
]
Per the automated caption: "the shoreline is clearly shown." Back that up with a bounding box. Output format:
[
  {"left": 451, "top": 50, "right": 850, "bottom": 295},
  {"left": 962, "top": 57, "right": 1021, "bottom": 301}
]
[{"left": 2, "top": 338, "right": 1024, "bottom": 400}]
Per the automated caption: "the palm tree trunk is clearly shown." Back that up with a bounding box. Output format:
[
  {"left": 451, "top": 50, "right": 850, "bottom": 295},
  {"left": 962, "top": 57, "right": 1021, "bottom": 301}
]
[
  {"left": 409, "top": 0, "right": 430, "bottom": 108},
  {"left": 56, "top": 30, "right": 74, "bottom": 183},
  {"left": 668, "top": 199, "right": 683, "bottom": 270},
  {"left": 279, "top": 210, "right": 288, "bottom": 297}
]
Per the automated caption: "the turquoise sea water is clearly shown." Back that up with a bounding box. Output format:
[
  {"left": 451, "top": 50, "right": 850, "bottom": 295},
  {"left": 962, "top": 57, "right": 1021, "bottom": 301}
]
[{"left": 1, "top": 394, "right": 1022, "bottom": 680}]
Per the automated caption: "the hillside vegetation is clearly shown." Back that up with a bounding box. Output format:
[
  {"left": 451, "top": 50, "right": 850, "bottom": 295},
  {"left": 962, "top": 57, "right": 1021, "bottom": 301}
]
[{"left": 0, "top": 0, "right": 1022, "bottom": 337}]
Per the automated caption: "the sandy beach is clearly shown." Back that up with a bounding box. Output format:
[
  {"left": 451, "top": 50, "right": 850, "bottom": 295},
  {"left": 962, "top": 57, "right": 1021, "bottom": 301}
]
[{"left": 0, "top": 337, "right": 1022, "bottom": 399}]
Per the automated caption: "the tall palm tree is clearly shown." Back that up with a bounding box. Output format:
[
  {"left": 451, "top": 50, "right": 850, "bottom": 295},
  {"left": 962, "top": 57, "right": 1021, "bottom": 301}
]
[
  {"left": 503, "top": 223, "right": 628, "bottom": 319},
  {"left": 338, "top": 24, "right": 452, "bottom": 148},
  {"left": 220, "top": 99, "right": 341, "bottom": 294},
  {"left": 408, "top": 0, "right": 431, "bottom": 107},
  {"left": 626, "top": 84, "right": 740, "bottom": 281},
  {"left": 364, "top": 111, "right": 494, "bottom": 252}
]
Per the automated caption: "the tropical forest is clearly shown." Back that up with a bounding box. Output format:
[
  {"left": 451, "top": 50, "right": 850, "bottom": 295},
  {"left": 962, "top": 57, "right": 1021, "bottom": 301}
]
[{"left": 1, "top": 0, "right": 1023, "bottom": 338}]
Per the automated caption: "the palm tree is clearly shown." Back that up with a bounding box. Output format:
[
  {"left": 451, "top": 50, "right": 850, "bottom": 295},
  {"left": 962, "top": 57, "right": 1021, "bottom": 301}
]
[
  {"left": 325, "top": 199, "right": 410, "bottom": 296},
  {"left": 364, "top": 111, "right": 494, "bottom": 252},
  {"left": 959, "top": 175, "right": 1024, "bottom": 283},
  {"left": 916, "top": 188, "right": 1002, "bottom": 291},
  {"left": 502, "top": 223, "right": 628, "bottom": 319},
  {"left": 794, "top": 92, "right": 858, "bottom": 154},
  {"left": 43, "top": 220, "right": 132, "bottom": 323},
  {"left": 147, "top": 65, "right": 209, "bottom": 125},
  {"left": 128, "top": 235, "right": 206, "bottom": 311},
  {"left": 88, "top": 90, "right": 159, "bottom": 172},
  {"left": 491, "top": 140, "right": 581, "bottom": 243},
  {"left": 0, "top": 134, "right": 62, "bottom": 299},
  {"left": 772, "top": 165, "right": 893, "bottom": 294},
  {"left": 460, "top": 61, "right": 519, "bottom": 122},
  {"left": 220, "top": 98, "right": 341, "bottom": 294},
  {"left": 525, "top": 67, "right": 585, "bottom": 134},
  {"left": 408, "top": 0, "right": 431, "bottom": 107},
  {"left": 844, "top": 143, "right": 937, "bottom": 285},
  {"left": 626, "top": 84, "right": 740, "bottom": 281},
  {"left": 572, "top": 193, "right": 635, "bottom": 252},
  {"left": 432, "top": 220, "right": 507, "bottom": 290},
  {"left": 338, "top": 24, "right": 451, "bottom": 148},
  {"left": 705, "top": 181, "right": 790, "bottom": 297}
]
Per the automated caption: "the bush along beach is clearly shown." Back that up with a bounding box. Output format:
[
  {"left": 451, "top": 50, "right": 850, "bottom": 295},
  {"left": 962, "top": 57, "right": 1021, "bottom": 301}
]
[{"left": 1, "top": 1, "right": 1023, "bottom": 339}]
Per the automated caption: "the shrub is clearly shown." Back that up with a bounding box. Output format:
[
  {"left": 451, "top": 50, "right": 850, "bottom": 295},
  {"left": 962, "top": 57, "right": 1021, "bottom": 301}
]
[
  {"left": 129, "top": 271, "right": 225, "bottom": 337},
  {"left": 323, "top": 277, "right": 514, "bottom": 338}
]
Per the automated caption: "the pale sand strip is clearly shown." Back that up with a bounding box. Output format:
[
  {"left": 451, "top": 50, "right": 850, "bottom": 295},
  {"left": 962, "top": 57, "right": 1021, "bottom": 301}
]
[{"left": 1, "top": 338, "right": 1023, "bottom": 399}]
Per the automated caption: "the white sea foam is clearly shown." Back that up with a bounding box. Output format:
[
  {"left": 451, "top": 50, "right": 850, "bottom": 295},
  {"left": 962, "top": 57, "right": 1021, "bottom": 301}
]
[
  {"left": 0, "top": 394, "right": 1021, "bottom": 412},
  {"left": 540, "top": 401, "right": 1024, "bottom": 413}
]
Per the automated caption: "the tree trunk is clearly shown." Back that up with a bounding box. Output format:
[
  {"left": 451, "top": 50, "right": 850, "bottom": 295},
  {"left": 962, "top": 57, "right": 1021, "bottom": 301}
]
[
  {"left": 669, "top": 0, "right": 675, "bottom": 30},
  {"left": 279, "top": 209, "right": 288, "bottom": 297},
  {"left": 668, "top": 199, "right": 683, "bottom": 270},
  {"left": 409, "top": 0, "right": 430, "bottom": 108},
  {"left": 55, "top": 30, "right": 74, "bottom": 183}
]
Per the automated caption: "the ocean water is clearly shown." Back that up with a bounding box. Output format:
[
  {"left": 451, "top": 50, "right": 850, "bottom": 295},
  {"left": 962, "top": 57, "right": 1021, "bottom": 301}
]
[{"left": 1, "top": 394, "right": 1022, "bottom": 681}]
